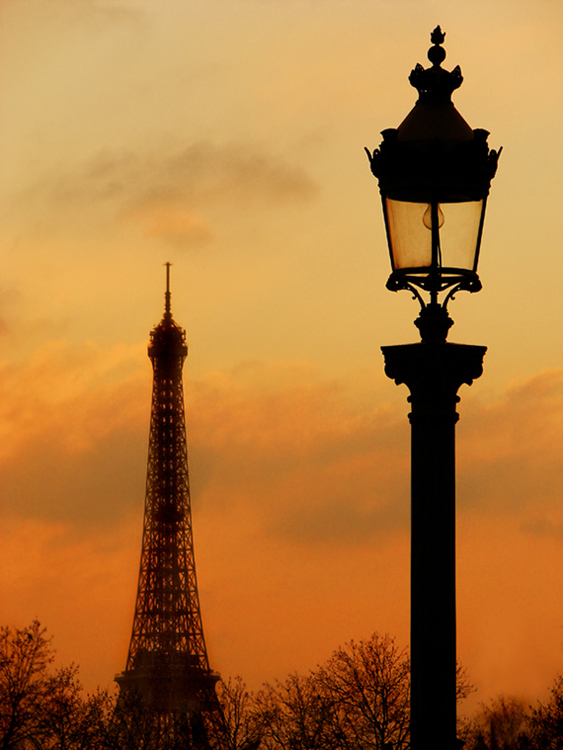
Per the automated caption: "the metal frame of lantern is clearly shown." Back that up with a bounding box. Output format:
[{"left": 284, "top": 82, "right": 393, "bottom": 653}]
[{"left": 365, "top": 26, "right": 501, "bottom": 317}]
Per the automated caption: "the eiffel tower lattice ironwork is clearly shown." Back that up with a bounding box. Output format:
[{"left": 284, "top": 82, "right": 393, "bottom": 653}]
[{"left": 116, "top": 264, "right": 220, "bottom": 737}]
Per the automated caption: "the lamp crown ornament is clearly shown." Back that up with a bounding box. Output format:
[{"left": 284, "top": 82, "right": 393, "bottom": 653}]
[{"left": 409, "top": 26, "right": 463, "bottom": 105}]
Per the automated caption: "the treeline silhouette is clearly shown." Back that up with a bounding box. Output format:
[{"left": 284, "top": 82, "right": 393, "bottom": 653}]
[{"left": 1, "top": 621, "right": 562, "bottom": 749}]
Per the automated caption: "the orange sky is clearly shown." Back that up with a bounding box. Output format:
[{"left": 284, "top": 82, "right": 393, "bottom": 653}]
[{"left": 0, "top": 0, "right": 562, "bottom": 720}]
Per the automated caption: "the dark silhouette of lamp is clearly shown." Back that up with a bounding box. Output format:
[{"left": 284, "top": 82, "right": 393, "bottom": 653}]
[{"left": 366, "top": 27, "right": 501, "bottom": 750}]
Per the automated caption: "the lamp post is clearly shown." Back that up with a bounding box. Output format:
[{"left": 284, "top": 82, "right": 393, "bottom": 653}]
[{"left": 365, "top": 28, "right": 501, "bottom": 750}]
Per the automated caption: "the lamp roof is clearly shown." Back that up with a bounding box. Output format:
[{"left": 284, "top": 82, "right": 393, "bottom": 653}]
[
  {"left": 397, "top": 26, "right": 473, "bottom": 143},
  {"left": 365, "top": 27, "right": 501, "bottom": 202},
  {"left": 397, "top": 103, "right": 473, "bottom": 142}
]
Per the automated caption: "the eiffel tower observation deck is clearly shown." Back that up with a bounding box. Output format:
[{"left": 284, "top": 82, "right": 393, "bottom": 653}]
[{"left": 116, "top": 264, "right": 219, "bottom": 726}]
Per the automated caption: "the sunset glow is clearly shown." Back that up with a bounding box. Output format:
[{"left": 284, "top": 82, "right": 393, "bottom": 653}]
[{"left": 1, "top": 0, "right": 562, "bottom": 720}]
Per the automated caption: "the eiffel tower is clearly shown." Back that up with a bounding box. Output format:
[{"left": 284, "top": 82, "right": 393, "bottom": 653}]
[{"left": 116, "top": 264, "right": 220, "bottom": 742}]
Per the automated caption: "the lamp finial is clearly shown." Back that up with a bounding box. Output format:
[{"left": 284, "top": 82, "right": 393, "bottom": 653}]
[{"left": 409, "top": 26, "right": 463, "bottom": 104}]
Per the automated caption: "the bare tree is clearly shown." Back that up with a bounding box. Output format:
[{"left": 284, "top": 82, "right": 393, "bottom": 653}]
[
  {"left": 313, "top": 633, "right": 410, "bottom": 750},
  {"left": 40, "top": 666, "right": 112, "bottom": 750},
  {"left": 0, "top": 622, "right": 477, "bottom": 750},
  {"left": 254, "top": 633, "right": 474, "bottom": 750},
  {"left": 466, "top": 696, "right": 531, "bottom": 750},
  {"left": 0, "top": 621, "right": 113, "bottom": 750},
  {"left": 256, "top": 671, "right": 332, "bottom": 750},
  {"left": 206, "top": 676, "right": 263, "bottom": 750},
  {"left": 0, "top": 620, "right": 56, "bottom": 749},
  {"left": 253, "top": 634, "right": 410, "bottom": 750},
  {"left": 526, "top": 674, "right": 563, "bottom": 750}
]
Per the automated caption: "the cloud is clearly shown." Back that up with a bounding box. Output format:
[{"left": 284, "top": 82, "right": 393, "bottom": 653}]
[
  {"left": 0, "top": 352, "right": 409, "bottom": 539},
  {"left": 519, "top": 517, "right": 563, "bottom": 539},
  {"left": 0, "top": 515, "right": 139, "bottom": 691},
  {"left": 0, "top": 340, "right": 148, "bottom": 525},
  {"left": 2, "top": 350, "right": 562, "bottom": 548},
  {"left": 17, "top": 142, "right": 319, "bottom": 247},
  {"left": 188, "top": 364, "right": 563, "bottom": 547},
  {"left": 64, "top": 0, "right": 144, "bottom": 27},
  {"left": 185, "top": 363, "right": 410, "bottom": 545},
  {"left": 1, "top": 420, "right": 147, "bottom": 526},
  {"left": 0, "top": 284, "right": 21, "bottom": 339},
  {"left": 457, "top": 367, "right": 563, "bottom": 519},
  {"left": 124, "top": 200, "right": 213, "bottom": 248},
  {"left": 5, "top": 0, "right": 145, "bottom": 30}
]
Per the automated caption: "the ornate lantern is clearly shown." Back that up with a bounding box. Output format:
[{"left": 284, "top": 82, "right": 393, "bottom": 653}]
[{"left": 366, "top": 26, "right": 501, "bottom": 340}]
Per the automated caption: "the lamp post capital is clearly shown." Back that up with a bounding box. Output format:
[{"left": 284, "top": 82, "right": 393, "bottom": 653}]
[{"left": 381, "top": 341, "right": 487, "bottom": 413}]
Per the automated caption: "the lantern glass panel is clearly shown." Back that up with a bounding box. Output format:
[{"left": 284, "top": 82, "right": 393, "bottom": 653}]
[
  {"left": 385, "top": 197, "right": 484, "bottom": 272},
  {"left": 439, "top": 199, "right": 484, "bottom": 271},
  {"left": 385, "top": 198, "right": 432, "bottom": 270}
]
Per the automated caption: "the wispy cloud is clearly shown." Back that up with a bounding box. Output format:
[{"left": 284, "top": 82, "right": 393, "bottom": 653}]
[
  {"left": 16, "top": 142, "right": 319, "bottom": 247},
  {"left": 5, "top": 0, "right": 145, "bottom": 29},
  {"left": 2, "top": 353, "right": 562, "bottom": 543},
  {"left": 519, "top": 517, "right": 563, "bottom": 539},
  {"left": 187, "top": 365, "right": 563, "bottom": 547},
  {"left": 187, "top": 363, "right": 409, "bottom": 546},
  {"left": 458, "top": 368, "right": 563, "bottom": 517},
  {"left": 0, "top": 340, "right": 147, "bottom": 524}
]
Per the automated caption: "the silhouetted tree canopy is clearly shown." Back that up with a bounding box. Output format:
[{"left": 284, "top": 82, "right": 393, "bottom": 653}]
[
  {"left": 526, "top": 674, "right": 563, "bottom": 750},
  {"left": 466, "top": 695, "right": 530, "bottom": 749},
  {"left": 463, "top": 677, "right": 563, "bottom": 750},
  {"left": 0, "top": 621, "right": 109, "bottom": 750},
  {"left": 211, "top": 676, "right": 262, "bottom": 750},
  {"left": 253, "top": 632, "right": 472, "bottom": 750},
  {"left": 3, "top": 622, "right": 563, "bottom": 750}
]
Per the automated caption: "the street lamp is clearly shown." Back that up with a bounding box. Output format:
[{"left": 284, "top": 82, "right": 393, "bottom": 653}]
[
  {"left": 367, "top": 25, "right": 501, "bottom": 343},
  {"left": 365, "top": 27, "right": 501, "bottom": 750}
]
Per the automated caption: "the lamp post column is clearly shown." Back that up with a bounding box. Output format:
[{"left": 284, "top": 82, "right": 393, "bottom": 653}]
[{"left": 381, "top": 340, "right": 486, "bottom": 750}]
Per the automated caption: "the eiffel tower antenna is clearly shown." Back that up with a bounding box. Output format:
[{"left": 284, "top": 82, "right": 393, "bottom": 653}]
[{"left": 165, "top": 262, "right": 172, "bottom": 318}]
